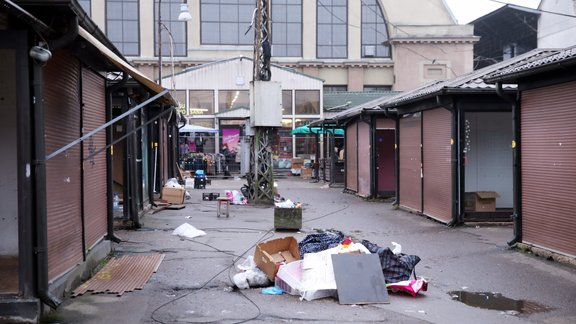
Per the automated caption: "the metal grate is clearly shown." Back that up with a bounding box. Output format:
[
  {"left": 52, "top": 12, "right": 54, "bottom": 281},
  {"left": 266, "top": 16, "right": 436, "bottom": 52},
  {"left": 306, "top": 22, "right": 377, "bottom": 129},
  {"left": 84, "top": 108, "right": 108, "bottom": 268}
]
[{"left": 73, "top": 254, "right": 164, "bottom": 297}]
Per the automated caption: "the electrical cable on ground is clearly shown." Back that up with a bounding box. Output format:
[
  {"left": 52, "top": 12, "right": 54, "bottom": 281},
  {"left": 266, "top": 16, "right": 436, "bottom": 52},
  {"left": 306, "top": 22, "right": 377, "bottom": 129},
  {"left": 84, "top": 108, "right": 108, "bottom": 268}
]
[{"left": 150, "top": 200, "right": 351, "bottom": 323}]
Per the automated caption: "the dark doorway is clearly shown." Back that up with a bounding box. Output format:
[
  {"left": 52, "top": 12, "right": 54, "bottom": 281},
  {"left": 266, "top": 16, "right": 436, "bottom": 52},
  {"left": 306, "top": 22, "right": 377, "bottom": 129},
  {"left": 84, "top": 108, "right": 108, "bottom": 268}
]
[{"left": 376, "top": 129, "right": 395, "bottom": 197}]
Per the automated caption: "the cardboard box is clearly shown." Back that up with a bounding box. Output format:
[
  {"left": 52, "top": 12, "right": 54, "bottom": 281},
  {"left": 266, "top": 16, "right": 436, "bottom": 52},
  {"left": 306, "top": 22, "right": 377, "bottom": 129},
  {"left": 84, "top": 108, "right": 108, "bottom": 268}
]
[
  {"left": 161, "top": 187, "right": 185, "bottom": 204},
  {"left": 464, "top": 191, "right": 500, "bottom": 212},
  {"left": 301, "top": 167, "right": 312, "bottom": 179},
  {"left": 274, "top": 207, "right": 302, "bottom": 230},
  {"left": 254, "top": 237, "right": 300, "bottom": 281}
]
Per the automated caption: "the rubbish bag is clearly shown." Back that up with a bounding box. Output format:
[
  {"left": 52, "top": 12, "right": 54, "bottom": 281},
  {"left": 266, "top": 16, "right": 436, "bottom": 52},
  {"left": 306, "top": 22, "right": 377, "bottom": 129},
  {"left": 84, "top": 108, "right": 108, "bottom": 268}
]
[
  {"left": 233, "top": 268, "right": 271, "bottom": 289},
  {"left": 298, "top": 230, "right": 344, "bottom": 258},
  {"left": 361, "top": 239, "right": 421, "bottom": 283}
]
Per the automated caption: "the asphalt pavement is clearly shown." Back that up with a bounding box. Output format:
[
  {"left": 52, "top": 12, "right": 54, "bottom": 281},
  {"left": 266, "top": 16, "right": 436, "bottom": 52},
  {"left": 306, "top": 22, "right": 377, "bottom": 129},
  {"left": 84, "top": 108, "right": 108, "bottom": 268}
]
[{"left": 46, "top": 177, "right": 576, "bottom": 324}]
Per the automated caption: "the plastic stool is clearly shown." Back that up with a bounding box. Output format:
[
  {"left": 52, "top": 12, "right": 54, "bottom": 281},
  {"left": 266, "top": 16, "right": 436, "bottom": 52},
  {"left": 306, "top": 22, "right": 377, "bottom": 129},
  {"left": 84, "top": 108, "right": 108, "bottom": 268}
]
[{"left": 216, "top": 197, "right": 230, "bottom": 218}]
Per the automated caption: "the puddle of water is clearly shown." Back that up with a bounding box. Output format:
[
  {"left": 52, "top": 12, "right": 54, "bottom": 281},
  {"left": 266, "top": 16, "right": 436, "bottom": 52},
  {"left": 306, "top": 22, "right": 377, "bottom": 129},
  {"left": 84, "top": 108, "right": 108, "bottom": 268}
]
[{"left": 448, "top": 291, "right": 553, "bottom": 315}]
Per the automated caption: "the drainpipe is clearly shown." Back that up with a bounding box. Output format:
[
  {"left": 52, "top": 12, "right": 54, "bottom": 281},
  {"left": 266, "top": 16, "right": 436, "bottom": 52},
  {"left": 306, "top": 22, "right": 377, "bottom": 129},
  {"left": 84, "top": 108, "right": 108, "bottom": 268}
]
[
  {"left": 105, "top": 74, "right": 127, "bottom": 243},
  {"left": 384, "top": 107, "right": 399, "bottom": 206},
  {"left": 496, "top": 82, "right": 521, "bottom": 246},
  {"left": 32, "top": 59, "right": 61, "bottom": 310},
  {"left": 368, "top": 115, "right": 376, "bottom": 198},
  {"left": 31, "top": 15, "right": 81, "bottom": 309}
]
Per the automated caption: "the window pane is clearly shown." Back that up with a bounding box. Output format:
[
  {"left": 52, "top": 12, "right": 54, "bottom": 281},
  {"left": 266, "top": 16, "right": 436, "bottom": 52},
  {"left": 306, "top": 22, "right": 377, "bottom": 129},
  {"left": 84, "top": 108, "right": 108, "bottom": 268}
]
[
  {"left": 295, "top": 90, "right": 320, "bottom": 115},
  {"left": 202, "top": 22, "right": 220, "bottom": 43},
  {"left": 107, "top": 0, "right": 140, "bottom": 56},
  {"left": 361, "top": 0, "right": 390, "bottom": 58},
  {"left": 317, "top": 25, "right": 332, "bottom": 45},
  {"left": 218, "top": 90, "right": 249, "bottom": 111},
  {"left": 282, "top": 90, "right": 292, "bottom": 115},
  {"left": 287, "top": 24, "right": 301, "bottom": 43},
  {"left": 272, "top": 0, "right": 302, "bottom": 57},
  {"left": 221, "top": 5, "right": 238, "bottom": 22},
  {"left": 202, "top": 4, "right": 220, "bottom": 20},
  {"left": 190, "top": 90, "right": 215, "bottom": 115}
]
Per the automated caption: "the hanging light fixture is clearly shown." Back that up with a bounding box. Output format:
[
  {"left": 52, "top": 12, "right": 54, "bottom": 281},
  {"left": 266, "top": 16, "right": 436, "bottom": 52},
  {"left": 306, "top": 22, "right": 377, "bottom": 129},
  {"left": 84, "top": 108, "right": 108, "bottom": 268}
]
[{"left": 178, "top": 2, "right": 192, "bottom": 21}]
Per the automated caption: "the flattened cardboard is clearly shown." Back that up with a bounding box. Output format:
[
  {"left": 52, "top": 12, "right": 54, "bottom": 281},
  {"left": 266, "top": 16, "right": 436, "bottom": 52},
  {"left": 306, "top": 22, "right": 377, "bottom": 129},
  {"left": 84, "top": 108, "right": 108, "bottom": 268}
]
[
  {"left": 254, "top": 237, "right": 300, "bottom": 281},
  {"left": 331, "top": 254, "right": 389, "bottom": 305}
]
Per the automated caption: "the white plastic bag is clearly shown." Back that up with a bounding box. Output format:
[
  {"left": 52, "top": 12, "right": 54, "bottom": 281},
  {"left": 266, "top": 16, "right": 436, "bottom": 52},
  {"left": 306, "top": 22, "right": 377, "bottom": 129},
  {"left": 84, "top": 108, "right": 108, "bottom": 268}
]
[
  {"left": 172, "top": 223, "right": 206, "bottom": 238},
  {"left": 165, "top": 178, "right": 181, "bottom": 188}
]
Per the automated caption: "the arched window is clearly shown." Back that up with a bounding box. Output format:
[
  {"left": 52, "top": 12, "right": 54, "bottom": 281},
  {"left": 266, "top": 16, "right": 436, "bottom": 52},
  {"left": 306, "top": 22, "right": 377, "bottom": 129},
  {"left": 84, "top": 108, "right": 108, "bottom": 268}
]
[{"left": 361, "top": 0, "right": 390, "bottom": 58}]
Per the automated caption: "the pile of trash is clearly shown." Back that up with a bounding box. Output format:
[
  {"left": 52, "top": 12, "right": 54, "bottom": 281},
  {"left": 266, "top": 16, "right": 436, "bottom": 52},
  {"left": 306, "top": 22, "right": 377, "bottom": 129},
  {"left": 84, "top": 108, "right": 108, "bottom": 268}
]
[
  {"left": 232, "top": 230, "right": 428, "bottom": 304},
  {"left": 225, "top": 190, "right": 247, "bottom": 205}
]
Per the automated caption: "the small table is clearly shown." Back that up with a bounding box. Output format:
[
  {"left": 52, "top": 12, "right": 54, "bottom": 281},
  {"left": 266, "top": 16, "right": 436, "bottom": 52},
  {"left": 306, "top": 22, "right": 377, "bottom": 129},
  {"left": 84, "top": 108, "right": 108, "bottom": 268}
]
[{"left": 216, "top": 197, "right": 230, "bottom": 218}]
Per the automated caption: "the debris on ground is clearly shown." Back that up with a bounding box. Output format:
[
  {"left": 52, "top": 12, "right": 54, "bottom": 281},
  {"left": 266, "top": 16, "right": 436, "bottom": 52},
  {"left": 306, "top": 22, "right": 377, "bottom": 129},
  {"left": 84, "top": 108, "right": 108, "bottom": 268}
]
[{"left": 230, "top": 230, "right": 427, "bottom": 304}]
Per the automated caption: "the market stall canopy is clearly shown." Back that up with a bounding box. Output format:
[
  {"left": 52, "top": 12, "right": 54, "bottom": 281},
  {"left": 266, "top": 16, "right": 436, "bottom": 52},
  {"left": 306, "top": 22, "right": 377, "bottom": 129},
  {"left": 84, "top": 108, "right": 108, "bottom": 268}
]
[
  {"left": 179, "top": 124, "right": 219, "bottom": 133},
  {"left": 291, "top": 125, "right": 344, "bottom": 136}
]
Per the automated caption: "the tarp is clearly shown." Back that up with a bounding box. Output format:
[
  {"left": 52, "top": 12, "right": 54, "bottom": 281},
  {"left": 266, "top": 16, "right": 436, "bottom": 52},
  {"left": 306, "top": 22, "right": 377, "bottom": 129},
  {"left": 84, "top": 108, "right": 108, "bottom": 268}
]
[
  {"left": 179, "top": 124, "right": 219, "bottom": 133},
  {"left": 291, "top": 125, "right": 344, "bottom": 136}
]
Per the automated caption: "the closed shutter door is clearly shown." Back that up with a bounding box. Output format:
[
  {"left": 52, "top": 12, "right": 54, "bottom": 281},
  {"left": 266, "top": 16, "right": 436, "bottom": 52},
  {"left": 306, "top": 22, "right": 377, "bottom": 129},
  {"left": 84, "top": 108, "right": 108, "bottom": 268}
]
[
  {"left": 44, "top": 51, "right": 83, "bottom": 280},
  {"left": 357, "top": 122, "right": 371, "bottom": 196},
  {"left": 423, "top": 108, "right": 453, "bottom": 223},
  {"left": 399, "top": 115, "right": 422, "bottom": 212},
  {"left": 82, "top": 67, "right": 108, "bottom": 250},
  {"left": 346, "top": 123, "right": 358, "bottom": 192},
  {"left": 521, "top": 81, "right": 576, "bottom": 256}
]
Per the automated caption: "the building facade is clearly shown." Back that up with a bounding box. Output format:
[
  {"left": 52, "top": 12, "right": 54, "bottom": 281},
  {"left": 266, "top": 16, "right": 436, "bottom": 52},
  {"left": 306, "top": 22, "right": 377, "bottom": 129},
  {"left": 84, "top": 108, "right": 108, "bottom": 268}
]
[{"left": 80, "top": 0, "right": 476, "bottom": 93}]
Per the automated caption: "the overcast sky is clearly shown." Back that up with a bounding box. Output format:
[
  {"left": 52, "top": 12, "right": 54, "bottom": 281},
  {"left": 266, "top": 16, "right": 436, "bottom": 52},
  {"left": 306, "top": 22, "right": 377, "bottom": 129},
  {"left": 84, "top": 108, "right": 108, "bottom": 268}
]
[{"left": 444, "top": 0, "right": 541, "bottom": 24}]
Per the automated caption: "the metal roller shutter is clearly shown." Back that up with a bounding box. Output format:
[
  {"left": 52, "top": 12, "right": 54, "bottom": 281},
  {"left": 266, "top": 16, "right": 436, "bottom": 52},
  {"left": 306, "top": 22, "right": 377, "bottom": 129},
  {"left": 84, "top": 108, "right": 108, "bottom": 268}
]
[
  {"left": 357, "top": 122, "right": 371, "bottom": 196},
  {"left": 521, "top": 81, "right": 576, "bottom": 256},
  {"left": 82, "top": 67, "right": 108, "bottom": 250},
  {"left": 399, "top": 115, "right": 422, "bottom": 212},
  {"left": 423, "top": 108, "right": 453, "bottom": 223},
  {"left": 44, "top": 51, "right": 83, "bottom": 280},
  {"left": 346, "top": 123, "right": 358, "bottom": 192}
]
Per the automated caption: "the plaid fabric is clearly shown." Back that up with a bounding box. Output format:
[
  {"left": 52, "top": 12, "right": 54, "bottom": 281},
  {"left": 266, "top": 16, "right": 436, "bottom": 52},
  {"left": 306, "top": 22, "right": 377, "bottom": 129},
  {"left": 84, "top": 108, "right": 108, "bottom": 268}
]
[
  {"left": 361, "top": 240, "right": 421, "bottom": 283},
  {"left": 298, "top": 230, "right": 344, "bottom": 258}
]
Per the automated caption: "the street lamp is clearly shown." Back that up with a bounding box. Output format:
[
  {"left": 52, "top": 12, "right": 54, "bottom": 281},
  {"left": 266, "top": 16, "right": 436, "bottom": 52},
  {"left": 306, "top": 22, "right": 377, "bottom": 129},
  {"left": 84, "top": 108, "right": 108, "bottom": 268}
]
[{"left": 158, "top": 0, "right": 191, "bottom": 82}]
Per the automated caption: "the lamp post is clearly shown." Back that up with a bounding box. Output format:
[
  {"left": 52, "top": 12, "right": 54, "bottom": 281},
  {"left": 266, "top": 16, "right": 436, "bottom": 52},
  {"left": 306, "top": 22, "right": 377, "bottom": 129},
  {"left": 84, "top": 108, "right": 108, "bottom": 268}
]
[
  {"left": 156, "top": 0, "right": 191, "bottom": 184},
  {"left": 158, "top": 0, "right": 191, "bottom": 83}
]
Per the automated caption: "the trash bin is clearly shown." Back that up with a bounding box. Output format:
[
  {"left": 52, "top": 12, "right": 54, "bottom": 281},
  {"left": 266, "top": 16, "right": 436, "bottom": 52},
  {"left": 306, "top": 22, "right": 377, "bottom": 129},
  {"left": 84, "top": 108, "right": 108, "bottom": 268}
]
[{"left": 194, "top": 170, "right": 206, "bottom": 189}]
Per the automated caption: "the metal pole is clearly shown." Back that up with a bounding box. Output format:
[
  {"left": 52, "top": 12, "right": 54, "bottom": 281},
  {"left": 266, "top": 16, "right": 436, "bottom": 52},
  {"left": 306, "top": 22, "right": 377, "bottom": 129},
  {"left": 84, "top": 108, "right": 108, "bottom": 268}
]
[{"left": 158, "top": 0, "right": 162, "bottom": 83}]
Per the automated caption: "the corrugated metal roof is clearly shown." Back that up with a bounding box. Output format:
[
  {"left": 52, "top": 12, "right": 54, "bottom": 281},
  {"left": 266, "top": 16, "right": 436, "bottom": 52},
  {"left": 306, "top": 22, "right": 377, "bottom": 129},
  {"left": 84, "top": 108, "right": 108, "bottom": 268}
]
[
  {"left": 72, "top": 254, "right": 164, "bottom": 297},
  {"left": 486, "top": 46, "right": 576, "bottom": 82},
  {"left": 329, "top": 92, "right": 401, "bottom": 121},
  {"left": 323, "top": 91, "right": 398, "bottom": 110},
  {"left": 383, "top": 48, "right": 557, "bottom": 108}
]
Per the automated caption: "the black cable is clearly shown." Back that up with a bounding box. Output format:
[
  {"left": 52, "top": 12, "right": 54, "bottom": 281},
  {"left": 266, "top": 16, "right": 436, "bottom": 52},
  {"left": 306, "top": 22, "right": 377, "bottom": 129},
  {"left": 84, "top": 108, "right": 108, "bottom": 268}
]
[
  {"left": 150, "top": 200, "right": 350, "bottom": 323},
  {"left": 303, "top": 203, "right": 350, "bottom": 223},
  {"left": 150, "top": 228, "right": 275, "bottom": 324}
]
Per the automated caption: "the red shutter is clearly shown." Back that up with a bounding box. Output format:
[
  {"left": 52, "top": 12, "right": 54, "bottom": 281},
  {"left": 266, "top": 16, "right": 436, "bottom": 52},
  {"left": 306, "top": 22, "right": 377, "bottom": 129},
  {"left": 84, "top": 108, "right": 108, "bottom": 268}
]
[
  {"left": 399, "top": 115, "right": 422, "bottom": 212},
  {"left": 521, "top": 81, "right": 576, "bottom": 256},
  {"left": 423, "top": 108, "right": 453, "bottom": 223},
  {"left": 44, "top": 51, "right": 83, "bottom": 280},
  {"left": 82, "top": 67, "right": 108, "bottom": 249}
]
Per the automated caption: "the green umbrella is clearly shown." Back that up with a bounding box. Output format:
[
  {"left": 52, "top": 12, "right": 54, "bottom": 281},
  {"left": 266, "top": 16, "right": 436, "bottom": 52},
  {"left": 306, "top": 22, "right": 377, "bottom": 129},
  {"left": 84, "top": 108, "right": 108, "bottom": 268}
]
[{"left": 291, "top": 125, "right": 344, "bottom": 135}]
